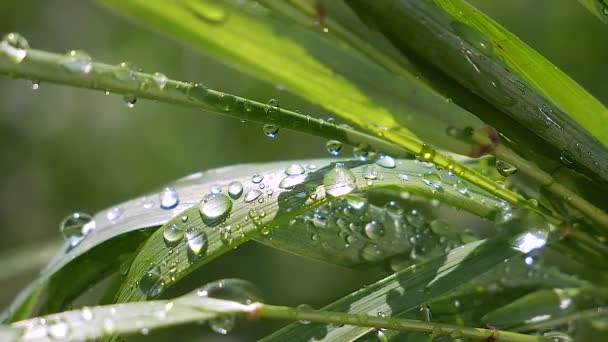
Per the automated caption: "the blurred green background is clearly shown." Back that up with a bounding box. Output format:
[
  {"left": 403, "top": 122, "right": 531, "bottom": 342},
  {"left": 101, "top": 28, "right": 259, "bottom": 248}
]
[{"left": 0, "top": 0, "right": 606, "bottom": 340}]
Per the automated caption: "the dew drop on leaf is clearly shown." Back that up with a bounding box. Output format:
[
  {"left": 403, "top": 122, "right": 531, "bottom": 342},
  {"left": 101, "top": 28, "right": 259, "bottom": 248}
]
[
  {"left": 62, "top": 50, "right": 92, "bottom": 74},
  {"left": 325, "top": 140, "right": 343, "bottom": 156},
  {"left": 324, "top": 163, "right": 358, "bottom": 197},
  {"left": 199, "top": 193, "right": 232, "bottom": 226},
  {"left": 375, "top": 155, "right": 396, "bottom": 168},
  {"left": 285, "top": 163, "right": 305, "bottom": 176},
  {"left": 123, "top": 94, "right": 137, "bottom": 108},
  {"left": 106, "top": 207, "right": 123, "bottom": 223},
  {"left": 60, "top": 212, "right": 94, "bottom": 248},
  {"left": 152, "top": 72, "right": 168, "bottom": 90},
  {"left": 244, "top": 189, "right": 262, "bottom": 203},
  {"left": 163, "top": 224, "right": 184, "bottom": 247},
  {"left": 227, "top": 181, "right": 243, "bottom": 199},
  {"left": 138, "top": 265, "right": 165, "bottom": 298},
  {"left": 0, "top": 32, "right": 29, "bottom": 63},
  {"left": 496, "top": 160, "right": 518, "bottom": 176},
  {"left": 186, "top": 227, "right": 208, "bottom": 256},
  {"left": 159, "top": 187, "right": 179, "bottom": 209},
  {"left": 263, "top": 123, "right": 279, "bottom": 138},
  {"left": 364, "top": 220, "right": 385, "bottom": 240},
  {"left": 209, "top": 316, "right": 235, "bottom": 335}
]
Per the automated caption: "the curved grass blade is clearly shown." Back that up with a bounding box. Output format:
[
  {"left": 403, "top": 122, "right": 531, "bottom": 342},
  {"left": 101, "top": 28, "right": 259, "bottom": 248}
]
[
  {"left": 577, "top": 0, "right": 608, "bottom": 24},
  {"left": 111, "top": 158, "right": 509, "bottom": 304},
  {"left": 345, "top": 0, "right": 608, "bottom": 185},
  {"left": 11, "top": 291, "right": 254, "bottom": 342},
  {"left": 262, "top": 239, "right": 526, "bottom": 341},
  {"left": 482, "top": 287, "right": 608, "bottom": 329}
]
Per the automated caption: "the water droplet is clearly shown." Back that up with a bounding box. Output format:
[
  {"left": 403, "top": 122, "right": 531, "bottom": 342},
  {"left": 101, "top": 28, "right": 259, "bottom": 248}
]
[
  {"left": 398, "top": 173, "right": 409, "bottom": 182},
  {"left": 375, "top": 155, "right": 396, "bottom": 168},
  {"left": 539, "top": 104, "right": 561, "bottom": 129},
  {"left": 418, "top": 144, "right": 435, "bottom": 161},
  {"left": 496, "top": 160, "right": 517, "bottom": 176},
  {"left": 106, "top": 207, "right": 123, "bottom": 222},
  {"left": 285, "top": 163, "right": 305, "bottom": 176},
  {"left": 113, "top": 62, "right": 136, "bottom": 81},
  {"left": 263, "top": 123, "right": 279, "bottom": 138},
  {"left": 363, "top": 165, "right": 378, "bottom": 180},
  {"left": 47, "top": 319, "right": 69, "bottom": 339},
  {"left": 186, "top": 227, "right": 208, "bottom": 256},
  {"left": 218, "top": 93, "right": 236, "bottom": 112},
  {"left": 62, "top": 50, "right": 92, "bottom": 74},
  {"left": 159, "top": 187, "right": 179, "bottom": 209},
  {"left": 31, "top": 81, "right": 39, "bottom": 90},
  {"left": 199, "top": 193, "right": 232, "bottom": 226},
  {"left": 451, "top": 21, "right": 494, "bottom": 57},
  {"left": 228, "top": 181, "right": 243, "bottom": 199},
  {"left": 196, "top": 279, "right": 262, "bottom": 304},
  {"left": 242, "top": 99, "right": 253, "bottom": 112},
  {"left": 559, "top": 151, "right": 574, "bottom": 166},
  {"left": 324, "top": 164, "right": 358, "bottom": 197},
  {"left": 296, "top": 304, "right": 313, "bottom": 324},
  {"left": 139, "top": 265, "right": 164, "bottom": 298},
  {"left": 81, "top": 307, "right": 94, "bottom": 321},
  {"left": 423, "top": 172, "right": 444, "bottom": 192},
  {"left": 514, "top": 231, "right": 547, "bottom": 253},
  {"left": 267, "top": 98, "right": 279, "bottom": 108},
  {"left": 279, "top": 175, "right": 305, "bottom": 190},
  {"left": 251, "top": 174, "right": 264, "bottom": 183},
  {"left": 209, "top": 316, "right": 235, "bottom": 335},
  {"left": 152, "top": 72, "right": 168, "bottom": 90},
  {"left": 364, "top": 221, "right": 385, "bottom": 240},
  {"left": 244, "top": 189, "right": 262, "bottom": 203},
  {"left": 543, "top": 331, "right": 573, "bottom": 342},
  {"left": 60, "top": 212, "right": 94, "bottom": 247},
  {"left": 163, "top": 224, "right": 184, "bottom": 247},
  {"left": 353, "top": 144, "right": 371, "bottom": 161},
  {"left": 454, "top": 180, "right": 469, "bottom": 195},
  {"left": 525, "top": 255, "right": 535, "bottom": 265},
  {"left": 123, "top": 94, "right": 137, "bottom": 108},
  {"left": 384, "top": 201, "right": 403, "bottom": 217},
  {"left": 326, "top": 140, "right": 343, "bottom": 156},
  {"left": 0, "top": 32, "right": 29, "bottom": 63}
]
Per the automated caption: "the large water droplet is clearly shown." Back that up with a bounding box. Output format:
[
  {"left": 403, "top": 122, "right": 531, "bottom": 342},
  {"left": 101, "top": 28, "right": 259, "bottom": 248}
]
[
  {"left": 364, "top": 221, "right": 385, "bottom": 240},
  {"left": 296, "top": 304, "right": 313, "bottom": 324},
  {"left": 263, "top": 123, "right": 279, "bottom": 138},
  {"left": 324, "top": 164, "right": 358, "bottom": 197},
  {"left": 199, "top": 193, "right": 232, "bottom": 226},
  {"left": 496, "top": 160, "right": 517, "bottom": 177},
  {"left": 384, "top": 201, "right": 403, "bottom": 217},
  {"left": 279, "top": 175, "right": 305, "bottom": 190},
  {"left": 186, "top": 227, "right": 208, "bottom": 256},
  {"left": 163, "top": 224, "right": 184, "bottom": 247},
  {"left": 139, "top": 265, "right": 165, "bottom": 298},
  {"left": 152, "top": 72, "right": 168, "bottom": 90},
  {"left": 454, "top": 180, "right": 469, "bottom": 195},
  {"left": 0, "top": 32, "right": 29, "bottom": 63},
  {"left": 285, "top": 163, "right": 305, "bottom": 176},
  {"left": 513, "top": 230, "right": 547, "bottom": 253},
  {"left": 418, "top": 144, "right": 435, "bottom": 161},
  {"left": 251, "top": 174, "right": 264, "bottom": 184},
  {"left": 422, "top": 172, "right": 444, "bottom": 192},
  {"left": 326, "top": 140, "right": 343, "bottom": 156},
  {"left": 353, "top": 144, "right": 372, "bottom": 161},
  {"left": 244, "top": 189, "right": 262, "bottom": 203},
  {"left": 159, "top": 187, "right": 179, "bottom": 209},
  {"left": 62, "top": 50, "right": 92, "bottom": 74},
  {"left": 113, "top": 62, "right": 136, "bottom": 81},
  {"left": 375, "top": 155, "right": 396, "bottom": 168},
  {"left": 363, "top": 165, "right": 378, "bottom": 180},
  {"left": 60, "top": 212, "right": 94, "bottom": 248},
  {"left": 227, "top": 181, "right": 243, "bottom": 199},
  {"left": 196, "top": 279, "right": 262, "bottom": 304}
]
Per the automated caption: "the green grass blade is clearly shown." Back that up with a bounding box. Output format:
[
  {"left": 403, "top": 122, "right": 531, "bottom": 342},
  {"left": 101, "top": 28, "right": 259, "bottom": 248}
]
[
  {"left": 345, "top": 0, "right": 608, "bottom": 184},
  {"left": 482, "top": 287, "right": 608, "bottom": 329},
  {"left": 111, "top": 158, "right": 509, "bottom": 304},
  {"left": 98, "top": 0, "right": 491, "bottom": 156},
  {"left": 262, "top": 239, "right": 524, "bottom": 341},
  {"left": 577, "top": 0, "right": 608, "bottom": 24},
  {"left": 11, "top": 291, "right": 254, "bottom": 341}
]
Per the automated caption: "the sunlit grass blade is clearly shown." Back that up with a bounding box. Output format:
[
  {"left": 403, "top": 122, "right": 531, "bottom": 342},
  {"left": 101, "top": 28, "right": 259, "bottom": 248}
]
[
  {"left": 98, "top": 0, "right": 493, "bottom": 157},
  {"left": 262, "top": 239, "right": 526, "bottom": 341},
  {"left": 345, "top": 0, "right": 608, "bottom": 185}
]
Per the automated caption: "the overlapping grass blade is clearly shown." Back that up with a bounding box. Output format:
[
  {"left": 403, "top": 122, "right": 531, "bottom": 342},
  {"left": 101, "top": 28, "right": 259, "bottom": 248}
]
[
  {"left": 262, "top": 239, "right": 525, "bottom": 341},
  {"left": 577, "top": 0, "right": 608, "bottom": 24},
  {"left": 345, "top": 0, "right": 608, "bottom": 185},
  {"left": 111, "top": 158, "right": 507, "bottom": 305}
]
